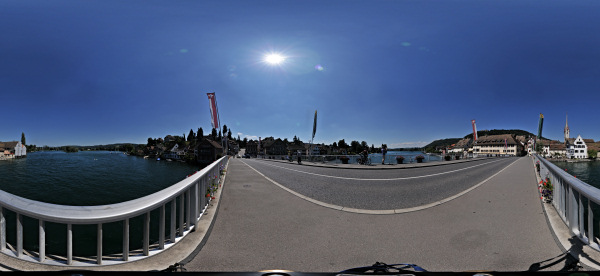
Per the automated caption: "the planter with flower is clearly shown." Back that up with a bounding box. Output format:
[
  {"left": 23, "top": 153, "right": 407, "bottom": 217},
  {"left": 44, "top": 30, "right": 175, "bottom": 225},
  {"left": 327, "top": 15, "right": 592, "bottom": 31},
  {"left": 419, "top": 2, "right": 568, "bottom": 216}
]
[
  {"left": 415, "top": 155, "right": 425, "bottom": 163},
  {"left": 444, "top": 155, "right": 451, "bottom": 161},
  {"left": 539, "top": 177, "right": 553, "bottom": 203},
  {"left": 340, "top": 156, "right": 349, "bottom": 164},
  {"left": 396, "top": 156, "right": 405, "bottom": 164}
]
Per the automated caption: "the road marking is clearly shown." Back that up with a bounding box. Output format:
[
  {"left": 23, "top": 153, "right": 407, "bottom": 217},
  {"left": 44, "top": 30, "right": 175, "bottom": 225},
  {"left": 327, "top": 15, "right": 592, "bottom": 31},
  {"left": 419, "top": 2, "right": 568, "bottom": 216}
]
[
  {"left": 246, "top": 159, "right": 504, "bottom": 181},
  {"left": 240, "top": 158, "right": 520, "bottom": 215}
]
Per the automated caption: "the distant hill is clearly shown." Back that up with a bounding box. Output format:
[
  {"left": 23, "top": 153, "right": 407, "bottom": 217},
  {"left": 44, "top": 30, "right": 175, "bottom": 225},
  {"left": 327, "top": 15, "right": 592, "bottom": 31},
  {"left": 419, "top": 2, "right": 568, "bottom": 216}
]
[
  {"left": 424, "top": 129, "right": 539, "bottom": 151},
  {"left": 463, "top": 129, "right": 537, "bottom": 140},
  {"left": 423, "top": 138, "right": 462, "bottom": 150}
]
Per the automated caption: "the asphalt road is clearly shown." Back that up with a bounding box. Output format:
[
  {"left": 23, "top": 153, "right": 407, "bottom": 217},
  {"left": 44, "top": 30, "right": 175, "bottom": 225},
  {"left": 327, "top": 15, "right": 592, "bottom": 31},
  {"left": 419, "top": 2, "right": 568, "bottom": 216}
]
[
  {"left": 240, "top": 157, "right": 517, "bottom": 210},
  {"left": 186, "top": 157, "right": 565, "bottom": 272}
]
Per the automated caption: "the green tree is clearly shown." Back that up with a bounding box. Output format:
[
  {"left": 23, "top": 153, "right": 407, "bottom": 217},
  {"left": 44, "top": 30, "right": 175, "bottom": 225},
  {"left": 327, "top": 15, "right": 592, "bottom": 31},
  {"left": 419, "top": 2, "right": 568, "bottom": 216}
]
[
  {"left": 211, "top": 128, "right": 217, "bottom": 140},
  {"left": 227, "top": 129, "right": 232, "bottom": 140},
  {"left": 338, "top": 139, "right": 348, "bottom": 149},
  {"left": 218, "top": 130, "right": 222, "bottom": 140},
  {"left": 361, "top": 141, "right": 368, "bottom": 149},
  {"left": 242, "top": 137, "right": 248, "bottom": 147},
  {"left": 21, "top": 132, "right": 26, "bottom": 145},
  {"left": 223, "top": 125, "right": 228, "bottom": 137},
  {"left": 589, "top": 149, "right": 598, "bottom": 159},
  {"left": 350, "top": 140, "right": 360, "bottom": 154},
  {"left": 188, "top": 129, "right": 195, "bottom": 142},
  {"left": 198, "top": 128, "right": 204, "bottom": 140},
  {"left": 332, "top": 142, "right": 338, "bottom": 148}
]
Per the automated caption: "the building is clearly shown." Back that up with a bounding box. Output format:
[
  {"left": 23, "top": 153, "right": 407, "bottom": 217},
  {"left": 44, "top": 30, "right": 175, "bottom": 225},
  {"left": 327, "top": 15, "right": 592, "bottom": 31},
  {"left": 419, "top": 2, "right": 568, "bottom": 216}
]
[
  {"left": 472, "top": 134, "right": 523, "bottom": 156},
  {"left": 541, "top": 140, "right": 566, "bottom": 158},
  {"left": 449, "top": 138, "right": 472, "bottom": 155},
  {"left": 261, "top": 137, "right": 287, "bottom": 155},
  {"left": 163, "top": 144, "right": 185, "bottom": 160},
  {"left": 566, "top": 135, "right": 588, "bottom": 159},
  {"left": 195, "top": 139, "right": 223, "bottom": 164},
  {"left": 245, "top": 140, "right": 258, "bottom": 156},
  {"left": 0, "top": 141, "right": 27, "bottom": 159}
]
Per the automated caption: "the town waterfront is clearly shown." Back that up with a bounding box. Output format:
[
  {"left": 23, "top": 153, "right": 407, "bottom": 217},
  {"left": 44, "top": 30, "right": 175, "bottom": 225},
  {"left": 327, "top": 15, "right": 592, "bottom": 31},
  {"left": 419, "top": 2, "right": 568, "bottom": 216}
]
[{"left": 0, "top": 151, "right": 199, "bottom": 257}]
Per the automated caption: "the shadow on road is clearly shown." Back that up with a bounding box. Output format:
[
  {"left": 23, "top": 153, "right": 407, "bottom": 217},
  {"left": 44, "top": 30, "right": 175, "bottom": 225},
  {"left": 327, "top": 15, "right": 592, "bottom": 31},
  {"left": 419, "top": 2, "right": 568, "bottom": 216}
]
[{"left": 528, "top": 236, "right": 600, "bottom": 271}]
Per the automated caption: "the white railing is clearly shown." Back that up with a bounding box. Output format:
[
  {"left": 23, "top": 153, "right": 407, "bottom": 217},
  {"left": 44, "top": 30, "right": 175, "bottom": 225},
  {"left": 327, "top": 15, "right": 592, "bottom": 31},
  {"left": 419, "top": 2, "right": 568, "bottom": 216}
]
[
  {"left": 534, "top": 154, "right": 600, "bottom": 251},
  {"left": 0, "top": 156, "right": 229, "bottom": 266}
]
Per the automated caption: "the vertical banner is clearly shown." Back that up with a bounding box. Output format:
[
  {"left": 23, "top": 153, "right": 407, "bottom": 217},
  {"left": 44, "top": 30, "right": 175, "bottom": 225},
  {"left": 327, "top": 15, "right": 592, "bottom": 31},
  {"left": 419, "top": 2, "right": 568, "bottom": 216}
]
[
  {"left": 207, "top": 92, "right": 220, "bottom": 130},
  {"left": 471, "top": 119, "right": 478, "bottom": 141},
  {"left": 312, "top": 110, "right": 317, "bottom": 141},
  {"left": 537, "top": 113, "right": 544, "bottom": 139}
]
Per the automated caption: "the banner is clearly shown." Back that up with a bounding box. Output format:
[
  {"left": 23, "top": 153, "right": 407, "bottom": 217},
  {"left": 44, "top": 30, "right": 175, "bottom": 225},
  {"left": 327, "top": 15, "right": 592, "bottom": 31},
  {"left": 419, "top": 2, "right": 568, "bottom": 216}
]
[
  {"left": 537, "top": 113, "right": 544, "bottom": 139},
  {"left": 207, "top": 92, "right": 220, "bottom": 130},
  {"left": 312, "top": 110, "right": 317, "bottom": 140},
  {"left": 471, "top": 120, "right": 478, "bottom": 141}
]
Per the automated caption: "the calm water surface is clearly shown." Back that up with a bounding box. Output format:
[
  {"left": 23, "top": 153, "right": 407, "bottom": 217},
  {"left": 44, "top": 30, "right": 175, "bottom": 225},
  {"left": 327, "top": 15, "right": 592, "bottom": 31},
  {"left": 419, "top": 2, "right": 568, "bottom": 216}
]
[
  {"left": 550, "top": 160, "right": 600, "bottom": 188},
  {"left": 0, "top": 151, "right": 198, "bottom": 205}
]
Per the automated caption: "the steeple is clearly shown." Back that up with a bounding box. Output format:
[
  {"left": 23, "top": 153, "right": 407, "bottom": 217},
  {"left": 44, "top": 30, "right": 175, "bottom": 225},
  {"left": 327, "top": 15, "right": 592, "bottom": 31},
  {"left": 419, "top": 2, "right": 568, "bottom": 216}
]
[{"left": 564, "top": 113, "right": 570, "bottom": 141}]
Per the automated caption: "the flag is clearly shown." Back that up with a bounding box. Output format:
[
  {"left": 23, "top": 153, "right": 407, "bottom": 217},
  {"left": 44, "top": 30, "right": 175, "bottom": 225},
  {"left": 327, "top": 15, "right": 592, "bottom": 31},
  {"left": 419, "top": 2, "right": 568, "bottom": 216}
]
[
  {"left": 471, "top": 120, "right": 478, "bottom": 141},
  {"left": 207, "top": 92, "right": 220, "bottom": 129},
  {"left": 504, "top": 138, "right": 508, "bottom": 149},
  {"left": 312, "top": 110, "right": 317, "bottom": 140},
  {"left": 537, "top": 113, "right": 544, "bottom": 139}
]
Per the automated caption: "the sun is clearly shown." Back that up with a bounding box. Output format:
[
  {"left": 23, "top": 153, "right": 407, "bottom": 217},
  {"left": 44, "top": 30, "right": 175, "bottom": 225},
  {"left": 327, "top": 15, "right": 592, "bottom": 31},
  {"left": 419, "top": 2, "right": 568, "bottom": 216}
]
[{"left": 264, "top": 53, "right": 285, "bottom": 65}]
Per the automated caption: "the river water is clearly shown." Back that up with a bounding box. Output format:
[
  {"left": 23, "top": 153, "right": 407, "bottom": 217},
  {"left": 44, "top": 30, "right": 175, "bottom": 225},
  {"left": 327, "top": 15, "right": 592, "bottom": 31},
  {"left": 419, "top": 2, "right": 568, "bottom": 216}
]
[
  {"left": 0, "top": 151, "right": 200, "bottom": 258},
  {"left": 550, "top": 160, "right": 600, "bottom": 188},
  {"left": 0, "top": 151, "right": 198, "bottom": 205}
]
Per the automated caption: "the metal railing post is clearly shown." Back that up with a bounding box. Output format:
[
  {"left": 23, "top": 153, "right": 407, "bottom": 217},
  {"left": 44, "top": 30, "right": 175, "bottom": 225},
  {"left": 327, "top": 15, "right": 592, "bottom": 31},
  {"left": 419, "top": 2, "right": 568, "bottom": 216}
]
[
  {"left": 170, "top": 199, "right": 176, "bottom": 242},
  {"left": 122, "top": 218, "right": 129, "bottom": 261},
  {"left": 159, "top": 204, "right": 165, "bottom": 249},
  {"left": 1, "top": 207, "right": 6, "bottom": 251},
  {"left": 39, "top": 220, "right": 45, "bottom": 262},
  {"left": 16, "top": 213, "right": 22, "bottom": 257},
  {"left": 97, "top": 223, "right": 102, "bottom": 265},
  {"left": 67, "top": 223, "right": 72, "bottom": 265},
  {"left": 579, "top": 193, "right": 585, "bottom": 238},
  {"left": 179, "top": 194, "right": 184, "bottom": 235},
  {"left": 185, "top": 191, "right": 190, "bottom": 231},
  {"left": 143, "top": 212, "right": 150, "bottom": 256},
  {"left": 589, "top": 200, "right": 595, "bottom": 246}
]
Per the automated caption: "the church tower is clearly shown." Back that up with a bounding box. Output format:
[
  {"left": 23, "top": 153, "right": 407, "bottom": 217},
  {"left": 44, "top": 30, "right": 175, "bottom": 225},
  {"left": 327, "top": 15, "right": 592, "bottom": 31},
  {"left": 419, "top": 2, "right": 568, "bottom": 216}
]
[{"left": 564, "top": 113, "right": 570, "bottom": 141}]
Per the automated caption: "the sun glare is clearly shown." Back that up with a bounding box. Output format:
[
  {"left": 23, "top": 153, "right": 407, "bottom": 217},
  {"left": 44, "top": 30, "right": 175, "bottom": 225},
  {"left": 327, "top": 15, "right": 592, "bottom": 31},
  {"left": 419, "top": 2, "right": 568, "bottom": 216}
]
[{"left": 264, "top": 53, "right": 285, "bottom": 65}]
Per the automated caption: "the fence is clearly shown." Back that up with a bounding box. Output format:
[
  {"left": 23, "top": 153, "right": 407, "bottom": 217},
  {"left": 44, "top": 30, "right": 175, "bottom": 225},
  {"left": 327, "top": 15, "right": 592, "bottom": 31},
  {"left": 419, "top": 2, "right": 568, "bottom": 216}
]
[
  {"left": 0, "top": 156, "right": 229, "bottom": 266},
  {"left": 534, "top": 154, "right": 600, "bottom": 251}
]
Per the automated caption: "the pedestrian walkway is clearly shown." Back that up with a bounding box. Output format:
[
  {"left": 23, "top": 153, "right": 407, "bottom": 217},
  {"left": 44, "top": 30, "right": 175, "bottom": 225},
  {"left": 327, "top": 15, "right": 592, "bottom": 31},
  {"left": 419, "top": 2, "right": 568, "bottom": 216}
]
[{"left": 185, "top": 157, "right": 571, "bottom": 271}]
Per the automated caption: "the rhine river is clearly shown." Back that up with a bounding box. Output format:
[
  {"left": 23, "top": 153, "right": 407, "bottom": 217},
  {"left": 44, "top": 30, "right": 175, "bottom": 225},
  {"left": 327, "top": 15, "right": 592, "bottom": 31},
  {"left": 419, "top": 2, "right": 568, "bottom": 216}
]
[
  {"left": 0, "top": 151, "right": 198, "bottom": 205},
  {"left": 0, "top": 151, "right": 200, "bottom": 257},
  {"left": 550, "top": 160, "right": 600, "bottom": 188}
]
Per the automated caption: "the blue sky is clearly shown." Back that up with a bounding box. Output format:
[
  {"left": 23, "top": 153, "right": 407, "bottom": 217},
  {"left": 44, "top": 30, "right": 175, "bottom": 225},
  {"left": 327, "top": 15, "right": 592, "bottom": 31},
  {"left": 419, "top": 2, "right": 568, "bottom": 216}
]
[{"left": 2, "top": 0, "right": 600, "bottom": 147}]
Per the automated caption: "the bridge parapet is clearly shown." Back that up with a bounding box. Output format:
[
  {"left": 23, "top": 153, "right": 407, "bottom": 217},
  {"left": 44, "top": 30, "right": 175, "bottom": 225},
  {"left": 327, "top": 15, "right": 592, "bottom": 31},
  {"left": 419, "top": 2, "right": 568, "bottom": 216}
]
[
  {"left": 0, "top": 156, "right": 228, "bottom": 266},
  {"left": 535, "top": 154, "right": 600, "bottom": 252}
]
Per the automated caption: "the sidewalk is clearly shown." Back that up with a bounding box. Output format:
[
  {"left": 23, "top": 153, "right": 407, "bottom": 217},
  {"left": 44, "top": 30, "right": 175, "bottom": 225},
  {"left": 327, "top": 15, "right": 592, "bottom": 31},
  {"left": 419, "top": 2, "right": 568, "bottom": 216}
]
[{"left": 256, "top": 156, "right": 495, "bottom": 170}]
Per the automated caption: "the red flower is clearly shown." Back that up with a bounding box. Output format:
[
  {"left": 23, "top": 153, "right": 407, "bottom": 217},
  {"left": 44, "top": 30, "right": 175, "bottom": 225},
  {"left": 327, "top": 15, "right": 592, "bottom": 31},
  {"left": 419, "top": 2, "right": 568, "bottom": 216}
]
[{"left": 211, "top": 196, "right": 215, "bottom": 200}]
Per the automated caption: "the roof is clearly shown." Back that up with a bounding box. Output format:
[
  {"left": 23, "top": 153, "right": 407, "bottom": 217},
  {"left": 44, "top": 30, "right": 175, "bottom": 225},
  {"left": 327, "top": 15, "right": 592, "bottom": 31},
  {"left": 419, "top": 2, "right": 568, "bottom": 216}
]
[
  {"left": 454, "top": 138, "right": 472, "bottom": 148},
  {"left": 475, "top": 134, "right": 518, "bottom": 145},
  {"left": 584, "top": 139, "right": 595, "bottom": 143},
  {"left": 199, "top": 139, "right": 223, "bottom": 149},
  {"left": 0, "top": 141, "right": 18, "bottom": 149}
]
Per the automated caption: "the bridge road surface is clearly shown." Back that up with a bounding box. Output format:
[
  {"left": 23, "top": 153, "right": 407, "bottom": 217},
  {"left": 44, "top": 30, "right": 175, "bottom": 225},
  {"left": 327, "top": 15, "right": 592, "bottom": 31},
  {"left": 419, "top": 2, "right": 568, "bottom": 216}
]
[{"left": 186, "top": 157, "right": 564, "bottom": 272}]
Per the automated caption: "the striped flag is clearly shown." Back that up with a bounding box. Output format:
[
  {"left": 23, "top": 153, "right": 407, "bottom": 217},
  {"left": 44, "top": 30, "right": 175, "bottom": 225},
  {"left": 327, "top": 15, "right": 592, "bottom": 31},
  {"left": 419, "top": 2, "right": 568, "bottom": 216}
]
[
  {"left": 207, "top": 92, "right": 220, "bottom": 129},
  {"left": 471, "top": 120, "right": 478, "bottom": 141},
  {"left": 505, "top": 138, "right": 508, "bottom": 149}
]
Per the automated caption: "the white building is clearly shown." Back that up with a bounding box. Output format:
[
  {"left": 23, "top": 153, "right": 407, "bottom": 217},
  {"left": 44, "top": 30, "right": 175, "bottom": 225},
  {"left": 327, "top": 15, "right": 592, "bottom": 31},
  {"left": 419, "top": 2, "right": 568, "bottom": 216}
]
[
  {"left": 566, "top": 135, "right": 588, "bottom": 159},
  {"left": 0, "top": 141, "right": 26, "bottom": 159}
]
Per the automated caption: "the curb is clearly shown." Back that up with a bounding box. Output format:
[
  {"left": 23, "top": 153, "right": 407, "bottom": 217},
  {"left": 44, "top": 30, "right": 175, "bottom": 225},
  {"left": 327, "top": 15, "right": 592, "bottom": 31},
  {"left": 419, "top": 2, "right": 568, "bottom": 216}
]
[{"left": 257, "top": 156, "right": 495, "bottom": 170}]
